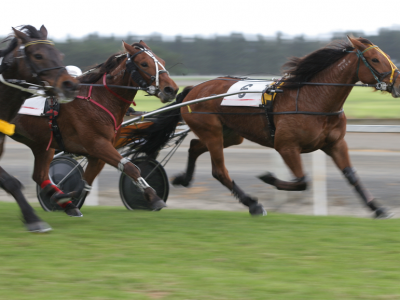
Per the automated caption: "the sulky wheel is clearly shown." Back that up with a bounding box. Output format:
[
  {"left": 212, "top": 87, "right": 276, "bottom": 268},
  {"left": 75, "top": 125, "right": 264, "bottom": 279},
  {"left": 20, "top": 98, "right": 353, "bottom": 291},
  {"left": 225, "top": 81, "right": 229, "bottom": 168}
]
[
  {"left": 36, "top": 155, "right": 87, "bottom": 211},
  {"left": 119, "top": 157, "right": 169, "bottom": 210}
]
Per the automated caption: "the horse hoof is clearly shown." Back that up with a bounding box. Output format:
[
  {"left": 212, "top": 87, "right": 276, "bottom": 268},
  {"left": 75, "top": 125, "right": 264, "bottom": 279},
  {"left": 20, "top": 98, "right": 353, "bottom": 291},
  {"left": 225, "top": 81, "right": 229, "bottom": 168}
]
[
  {"left": 257, "top": 172, "right": 276, "bottom": 186},
  {"left": 26, "top": 221, "right": 52, "bottom": 233},
  {"left": 151, "top": 200, "right": 167, "bottom": 211},
  {"left": 171, "top": 174, "right": 190, "bottom": 187},
  {"left": 374, "top": 207, "right": 394, "bottom": 219},
  {"left": 249, "top": 203, "right": 267, "bottom": 216},
  {"left": 64, "top": 203, "right": 83, "bottom": 217}
]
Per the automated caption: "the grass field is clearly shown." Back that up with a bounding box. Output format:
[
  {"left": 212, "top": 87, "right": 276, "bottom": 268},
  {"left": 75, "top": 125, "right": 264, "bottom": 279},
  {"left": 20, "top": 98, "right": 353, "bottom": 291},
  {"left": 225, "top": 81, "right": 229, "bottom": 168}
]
[
  {"left": 132, "top": 85, "right": 400, "bottom": 119},
  {"left": 1, "top": 202, "right": 400, "bottom": 299}
]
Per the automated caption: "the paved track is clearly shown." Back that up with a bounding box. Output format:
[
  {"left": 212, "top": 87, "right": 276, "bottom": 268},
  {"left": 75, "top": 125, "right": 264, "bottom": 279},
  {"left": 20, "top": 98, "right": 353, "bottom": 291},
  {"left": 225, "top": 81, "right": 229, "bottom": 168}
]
[{"left": 1, "top": 132, "right": 400, "bottom": 218}]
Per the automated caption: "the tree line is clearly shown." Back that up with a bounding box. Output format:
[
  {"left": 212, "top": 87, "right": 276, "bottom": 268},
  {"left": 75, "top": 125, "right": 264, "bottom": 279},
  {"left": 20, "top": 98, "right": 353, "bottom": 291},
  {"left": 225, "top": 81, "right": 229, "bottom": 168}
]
[{"left": 10, "top": 29, "right": 400, "bottom": 76}]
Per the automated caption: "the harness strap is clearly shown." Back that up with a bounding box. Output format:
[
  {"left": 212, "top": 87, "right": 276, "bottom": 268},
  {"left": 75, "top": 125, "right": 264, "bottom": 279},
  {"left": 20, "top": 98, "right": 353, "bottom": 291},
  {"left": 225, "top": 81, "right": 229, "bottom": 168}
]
[
  {"left": 76, "top": 79, "right": 123, "bottom": 134},
  {"left": 102, "top": 73, "right": 136, "bottom": 105}
]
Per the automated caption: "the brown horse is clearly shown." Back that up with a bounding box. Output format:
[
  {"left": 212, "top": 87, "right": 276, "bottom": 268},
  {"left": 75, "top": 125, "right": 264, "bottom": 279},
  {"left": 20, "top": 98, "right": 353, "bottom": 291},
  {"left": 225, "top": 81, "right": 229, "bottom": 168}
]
[
  {"left": 0, "top": 25, "right": 79, "bottom": 232},
  {"left": 125, "top": 37, "right": 400, "bottom": 218},
  {"left": 10, "top": 40, "right": 179, "bottom": 218}
]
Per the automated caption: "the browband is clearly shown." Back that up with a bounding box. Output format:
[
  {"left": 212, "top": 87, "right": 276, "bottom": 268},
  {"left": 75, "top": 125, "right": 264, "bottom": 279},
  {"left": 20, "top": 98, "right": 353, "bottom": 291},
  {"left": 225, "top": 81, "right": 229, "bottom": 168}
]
[{"left": 24, "top": 40, "right": 55, "bottom": 47}]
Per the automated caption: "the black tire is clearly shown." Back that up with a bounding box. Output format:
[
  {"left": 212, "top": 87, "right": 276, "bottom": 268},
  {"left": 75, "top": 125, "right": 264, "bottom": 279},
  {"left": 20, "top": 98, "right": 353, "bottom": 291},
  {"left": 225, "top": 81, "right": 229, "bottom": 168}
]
[
  {"left": 119, "top": 157, "right": 169, "bottom": 210},
  {"left": 36, "top": 155, "right": 87, "bottom": 211}
]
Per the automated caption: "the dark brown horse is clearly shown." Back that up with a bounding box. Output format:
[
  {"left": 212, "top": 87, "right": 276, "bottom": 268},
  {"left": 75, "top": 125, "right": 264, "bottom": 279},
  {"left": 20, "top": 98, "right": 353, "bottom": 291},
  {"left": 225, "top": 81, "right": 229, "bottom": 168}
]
[
  {"left": 10, "top": 41, "right": 179, "bottom": 218},
  {"left": 0, "top": 25, "right": 79, "bottom": 232},
  {"left": 126, "top": 37, "right": 400, "bottom": 218}
]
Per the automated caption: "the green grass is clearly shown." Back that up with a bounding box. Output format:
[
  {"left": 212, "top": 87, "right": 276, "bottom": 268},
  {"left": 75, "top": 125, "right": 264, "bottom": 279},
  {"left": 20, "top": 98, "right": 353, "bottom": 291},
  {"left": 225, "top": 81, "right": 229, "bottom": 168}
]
[
  {"left": 132, "top": 85, "right": 400, "bottom": 119},
  {"left": 1, "top": 202, "right": 400, "bottom": 299}
]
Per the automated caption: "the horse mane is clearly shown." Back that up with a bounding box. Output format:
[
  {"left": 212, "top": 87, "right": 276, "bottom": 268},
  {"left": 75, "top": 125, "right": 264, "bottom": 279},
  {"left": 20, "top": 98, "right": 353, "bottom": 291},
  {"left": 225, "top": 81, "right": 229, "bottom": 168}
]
[
  {"left": 79, "top": 43, "right": 146, "bottom": 83},
  {"left": 281, "top": 38, "right": 374, "bottom": 88},
  {"left": 0, "top": 25, "right": 46, "bottom": 58}
]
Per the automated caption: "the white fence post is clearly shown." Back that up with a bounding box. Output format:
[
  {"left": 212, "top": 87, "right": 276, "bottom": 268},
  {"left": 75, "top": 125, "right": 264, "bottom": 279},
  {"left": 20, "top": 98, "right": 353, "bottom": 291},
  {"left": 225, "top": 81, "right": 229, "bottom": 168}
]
[
  {"left": 312, "top": 150, "right": 327, "bottom": 215},
  {"left": 85, "top": 178, "right": 99, "bottom": 206},
  {"left": 273, "top": 151, "right": 288, "bottom": 207}
]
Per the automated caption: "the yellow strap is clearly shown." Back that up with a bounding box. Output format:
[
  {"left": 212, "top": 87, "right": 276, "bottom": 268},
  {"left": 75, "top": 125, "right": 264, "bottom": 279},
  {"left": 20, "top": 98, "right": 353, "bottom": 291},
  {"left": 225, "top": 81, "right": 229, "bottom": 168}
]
[
  {"left": 24, "top": 40, "right": 54, "bottom": 47},
  {"left": 0, "top": 120, "right": 15, "bottom": 136},
  {"left": 187, "top": 105, "right": 192, "bottom": 113},
  {"left": 141, "top": 115, "right": 145, "bottom": 121},
  {"left": 363, "top": 45, "right": 398, "bottom": 84}
]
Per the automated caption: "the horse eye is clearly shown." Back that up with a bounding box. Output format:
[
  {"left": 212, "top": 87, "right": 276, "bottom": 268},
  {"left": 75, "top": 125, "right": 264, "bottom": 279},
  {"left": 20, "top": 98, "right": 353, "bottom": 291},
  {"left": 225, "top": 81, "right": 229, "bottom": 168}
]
[
  {"left": 34, "top": 54, "right": 43, "bottom": 60},
  {"left": 140, "top": 62, "right": 148, "bottom": 67},
  {"left": 372, "top": 58, "right": 379, "bottom": 63}
]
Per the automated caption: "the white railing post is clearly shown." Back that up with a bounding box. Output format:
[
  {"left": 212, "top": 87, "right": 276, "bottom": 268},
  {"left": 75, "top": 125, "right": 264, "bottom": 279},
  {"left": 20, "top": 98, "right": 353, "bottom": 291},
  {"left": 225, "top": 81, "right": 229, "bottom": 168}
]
[
  {"left": 85, "top": 178, "right": 99, "bottom": 206},
  {"left": 312, "top": 150, "right": 327, "bottom": 215},
  {"left": 273, "top": 151, "right": 288, "bottom": 207}
]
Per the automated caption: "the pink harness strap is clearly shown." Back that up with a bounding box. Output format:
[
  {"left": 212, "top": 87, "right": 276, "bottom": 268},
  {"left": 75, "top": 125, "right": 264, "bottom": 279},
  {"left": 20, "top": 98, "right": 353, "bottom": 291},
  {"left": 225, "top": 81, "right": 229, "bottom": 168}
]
[
  {"left": 102, "top": 73, "right": 136, "bottom": 106},
  {"left": 76, "top": 76, "right": 124, "bottom": 134}
]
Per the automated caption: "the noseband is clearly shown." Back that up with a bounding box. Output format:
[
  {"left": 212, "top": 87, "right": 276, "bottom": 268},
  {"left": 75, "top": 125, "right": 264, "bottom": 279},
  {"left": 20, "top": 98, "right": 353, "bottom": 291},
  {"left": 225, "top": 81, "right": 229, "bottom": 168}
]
[
  {"left": 352, "top": 45, "right": 400, "bottom": 92},
  {"left": 125, "top": 47, "right": 169, "bottom": 95}
]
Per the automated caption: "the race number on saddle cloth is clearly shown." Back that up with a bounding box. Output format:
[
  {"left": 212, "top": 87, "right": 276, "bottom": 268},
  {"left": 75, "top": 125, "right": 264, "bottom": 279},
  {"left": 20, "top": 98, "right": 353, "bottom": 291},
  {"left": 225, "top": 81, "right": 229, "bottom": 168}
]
[{"left": 220, "top": 80, "right": 274, "bottom": 107}]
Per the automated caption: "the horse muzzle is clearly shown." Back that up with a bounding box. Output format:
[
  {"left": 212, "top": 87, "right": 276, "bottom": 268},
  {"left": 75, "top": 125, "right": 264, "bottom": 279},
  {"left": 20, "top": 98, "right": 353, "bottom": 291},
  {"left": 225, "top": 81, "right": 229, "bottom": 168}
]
[
  {"left": 158, "top": 86, "right": 178, "bottom": 103},
  {"left": 391, "top": 84, "right": 400, "bottom": 98}
]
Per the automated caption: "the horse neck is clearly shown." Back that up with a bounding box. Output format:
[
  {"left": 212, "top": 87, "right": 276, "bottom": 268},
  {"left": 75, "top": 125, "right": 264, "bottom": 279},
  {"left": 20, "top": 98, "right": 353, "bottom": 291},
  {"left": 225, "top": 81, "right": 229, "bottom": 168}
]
[{"left": 301, "top": 53, "right": 359, "bottom": 112}]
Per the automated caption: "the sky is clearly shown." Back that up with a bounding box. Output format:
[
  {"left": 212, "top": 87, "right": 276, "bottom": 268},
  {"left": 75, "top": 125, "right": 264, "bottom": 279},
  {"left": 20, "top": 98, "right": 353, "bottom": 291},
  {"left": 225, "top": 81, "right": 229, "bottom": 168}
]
[{"left": 1, "top": 0, "right": 399, "bottom": 41}]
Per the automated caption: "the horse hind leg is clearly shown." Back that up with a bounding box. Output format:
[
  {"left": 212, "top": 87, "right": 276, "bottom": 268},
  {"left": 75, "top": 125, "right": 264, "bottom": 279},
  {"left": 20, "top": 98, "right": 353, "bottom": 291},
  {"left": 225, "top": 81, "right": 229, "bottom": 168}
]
[
  {"left": 173, "top": 129, "right": 244, "bottom": 187},
  {"left": 202, "top": 132, "right": 266, "bottom": 216},
  {"left": 258, "top": 147, "right": 309, "bottom": 191},
  {"left": 172, "top": 138, "right": 208, "bottom": 187}
]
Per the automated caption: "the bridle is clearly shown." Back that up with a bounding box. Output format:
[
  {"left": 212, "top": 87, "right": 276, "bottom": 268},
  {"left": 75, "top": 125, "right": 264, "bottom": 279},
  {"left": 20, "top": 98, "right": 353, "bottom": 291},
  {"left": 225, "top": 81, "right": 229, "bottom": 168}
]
[
  {"left": 125, "top": 46, "right": 169, "bottom": 95},
  {"left": 350, "top": 45, "right": 400, "bottom": 92},
  {"left": 0, "top": 39, "right": 65, "bottom": 96}
]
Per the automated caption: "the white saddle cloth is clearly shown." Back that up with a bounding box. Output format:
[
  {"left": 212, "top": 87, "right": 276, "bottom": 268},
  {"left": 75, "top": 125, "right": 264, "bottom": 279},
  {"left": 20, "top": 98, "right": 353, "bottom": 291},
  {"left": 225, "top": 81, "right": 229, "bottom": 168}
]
[
  {"left": 221, "top": 80, "right": 273, "bottom": 107},
  {"left": 18, "top": 96, "right": 46, "bottom": 116}
]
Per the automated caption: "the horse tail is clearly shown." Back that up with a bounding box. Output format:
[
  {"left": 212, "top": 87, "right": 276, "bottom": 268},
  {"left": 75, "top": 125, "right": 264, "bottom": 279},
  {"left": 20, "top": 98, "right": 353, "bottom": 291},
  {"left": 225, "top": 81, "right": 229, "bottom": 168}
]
[{"left": 125, "top": 86, "right": 194, "bottom": 158}]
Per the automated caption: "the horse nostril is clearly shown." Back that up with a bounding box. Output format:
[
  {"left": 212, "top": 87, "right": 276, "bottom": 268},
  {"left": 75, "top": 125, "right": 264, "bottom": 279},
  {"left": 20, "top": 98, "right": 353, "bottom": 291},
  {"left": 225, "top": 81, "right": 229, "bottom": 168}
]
[
  {"left": 62, "top": 80, "right": 78, "bottom": 91},
  {"left": 164, "top": 86, "right": 175, "bottom": 96}
]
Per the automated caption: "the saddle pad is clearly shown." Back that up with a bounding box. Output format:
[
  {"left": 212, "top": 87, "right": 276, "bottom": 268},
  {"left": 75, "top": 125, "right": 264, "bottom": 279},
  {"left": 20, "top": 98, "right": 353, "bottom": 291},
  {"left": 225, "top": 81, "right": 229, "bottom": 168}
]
[
  {"left": 221, "top": 80, "right": 273, "bottom": 107},
  {"left": 18, "top": 96, "right": 46, "bottom": 116}
]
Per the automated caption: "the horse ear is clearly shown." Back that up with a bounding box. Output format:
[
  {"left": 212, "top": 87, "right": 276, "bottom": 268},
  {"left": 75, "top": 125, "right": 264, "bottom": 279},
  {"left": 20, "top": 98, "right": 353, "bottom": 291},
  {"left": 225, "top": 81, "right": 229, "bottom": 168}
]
[
  {"left": 39, "top": 25, "right": 48, "bottom": 39},
  {"left": 347, "top": 35, "right": 355, "bottom": 48},
  {"left": 348, "top": 36, "right": 368, "bottom": 51},
  {"left": 139, "top": 40, "right": 150, "bottom": 50},
  {"left": 12, "top": 27, "right": 30, "bottom": 44},
  {"left": 122, "top": 40, "right": 135, "bottom": 54}
]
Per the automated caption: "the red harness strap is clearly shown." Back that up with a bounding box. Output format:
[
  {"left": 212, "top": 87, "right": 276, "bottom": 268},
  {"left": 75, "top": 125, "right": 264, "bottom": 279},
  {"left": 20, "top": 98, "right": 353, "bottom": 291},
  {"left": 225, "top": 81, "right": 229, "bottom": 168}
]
[
  {"left": 102, "top": 73, "right": 136, "bottom": 106},
  {"left": 77, "top": 73, "right": 134, "bottom": 135}
]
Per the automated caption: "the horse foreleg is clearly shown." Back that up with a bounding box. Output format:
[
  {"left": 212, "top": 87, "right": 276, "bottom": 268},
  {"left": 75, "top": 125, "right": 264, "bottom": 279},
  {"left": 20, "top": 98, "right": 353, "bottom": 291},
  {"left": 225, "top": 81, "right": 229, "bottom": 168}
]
[
  {"left": 259, "top": 147, "right": 308, "bottom": 191},
  {"left": 323, "top": 139, "right": 392, "bottom": 219},
  {"left": 83, "top": 156, "right": 106, "bottom": 186},
  {"left": 85, "top": 140, "right": 166, "bottom": 211},
  {"left": 0, "top": 134, "right": 51, "bottom": 232},
  {"left": 31, "top": 146, "right": 82, "bottom": 217}
]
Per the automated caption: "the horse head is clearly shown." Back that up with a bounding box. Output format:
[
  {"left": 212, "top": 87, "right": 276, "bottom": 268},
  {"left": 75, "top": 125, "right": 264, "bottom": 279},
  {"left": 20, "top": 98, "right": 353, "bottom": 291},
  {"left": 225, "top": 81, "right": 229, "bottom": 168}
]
[
  {"left": 348, "top": 36, "right": 400, "bottom": 98},
  {"left": 122, "top": 41, "right": 179, "bottom": 103},
  {"left": 10, "top": 25, "right": 79, "bottom": 99}
]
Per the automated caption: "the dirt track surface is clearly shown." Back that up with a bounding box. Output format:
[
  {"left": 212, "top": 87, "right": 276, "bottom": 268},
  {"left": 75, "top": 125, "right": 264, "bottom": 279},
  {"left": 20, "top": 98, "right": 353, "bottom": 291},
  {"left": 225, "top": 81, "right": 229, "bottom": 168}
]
[{"left": 1, "top": 131, "right": 400, "bottom": 218}]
